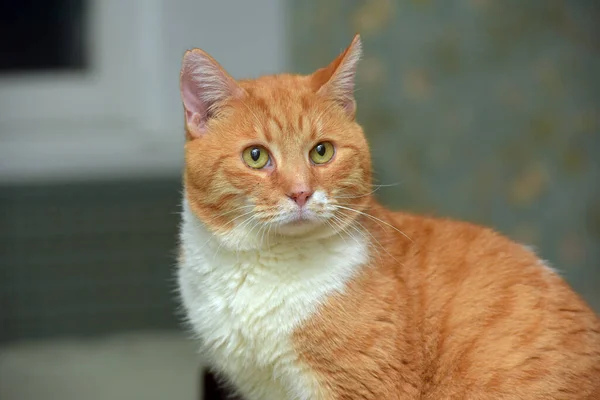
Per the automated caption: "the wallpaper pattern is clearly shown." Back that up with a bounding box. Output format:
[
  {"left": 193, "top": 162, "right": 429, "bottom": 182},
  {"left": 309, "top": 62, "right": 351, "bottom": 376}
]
[{"left": 290, "top": 0, "right": 600, "bottom": 308}]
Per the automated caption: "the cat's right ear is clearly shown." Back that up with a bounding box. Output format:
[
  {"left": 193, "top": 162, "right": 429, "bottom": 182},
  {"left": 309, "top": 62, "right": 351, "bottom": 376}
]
[{"left": 180, "top": 49, "right": 245, "bottom": 138}]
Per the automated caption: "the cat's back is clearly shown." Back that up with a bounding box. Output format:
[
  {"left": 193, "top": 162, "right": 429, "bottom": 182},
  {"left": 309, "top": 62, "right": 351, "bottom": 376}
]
[
  {"left": 390, "top": 210, "right": 600, "bottom": 398},
  {"left": 296, "top": 209, "right": 600, "bottom": 399}
]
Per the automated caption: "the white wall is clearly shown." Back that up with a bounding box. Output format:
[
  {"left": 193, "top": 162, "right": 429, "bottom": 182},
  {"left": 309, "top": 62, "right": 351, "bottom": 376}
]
[{"left": 0, "top": 0, "right": 286, "bottom": 183}]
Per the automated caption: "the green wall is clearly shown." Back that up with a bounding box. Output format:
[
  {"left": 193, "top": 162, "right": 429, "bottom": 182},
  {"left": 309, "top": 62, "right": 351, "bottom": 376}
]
[{"left": 290, "top": 0, "right": 600, "bottom": 309}]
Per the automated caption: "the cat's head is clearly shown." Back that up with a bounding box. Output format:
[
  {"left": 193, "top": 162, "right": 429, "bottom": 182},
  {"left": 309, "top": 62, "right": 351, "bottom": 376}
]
[{"left": 180, "top": 35, "right": 372, "bottom": 249}]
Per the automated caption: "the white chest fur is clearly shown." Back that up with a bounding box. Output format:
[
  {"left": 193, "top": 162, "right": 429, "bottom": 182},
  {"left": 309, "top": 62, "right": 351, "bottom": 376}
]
[{"left": 177, "top": 202, "right": 368, "bottom": 400}]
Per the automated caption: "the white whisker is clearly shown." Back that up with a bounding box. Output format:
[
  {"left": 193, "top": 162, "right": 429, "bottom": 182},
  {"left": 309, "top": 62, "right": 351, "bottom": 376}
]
[
  {"left": 212, "top": 204, "right": 256, "bottom": 219},
  {"left": 331, "top": 204, "right": 413, "bottom": 243},
  {"left": 214, "top": 214, "right": 256, "bottom": 259},
  {"left": 336, "top": 181, "right": 405, "bottom": 199},
  {"left": 329, "top": 214, "right": 368, "bottom": 253},
  {"left": 346, "top": 214, "right": 402, "bottom": 265}
]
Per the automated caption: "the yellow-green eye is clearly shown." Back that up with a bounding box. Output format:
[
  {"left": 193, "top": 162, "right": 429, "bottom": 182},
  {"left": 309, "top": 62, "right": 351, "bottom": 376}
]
[
  {"left": 242, "top": 146, "right": 270, "bottom": 169},
  {"left": 309, "top": 142, "right": 335, "bottom": 164}
]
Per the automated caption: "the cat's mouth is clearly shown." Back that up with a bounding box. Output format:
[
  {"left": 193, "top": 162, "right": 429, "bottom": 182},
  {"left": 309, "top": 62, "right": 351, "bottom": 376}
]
[{"left": 287, "top": 210, "right": 316, "bottom": 224}]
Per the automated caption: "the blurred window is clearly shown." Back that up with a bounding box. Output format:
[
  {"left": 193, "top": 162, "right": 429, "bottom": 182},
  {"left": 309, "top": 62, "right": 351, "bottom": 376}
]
[{"left": 0, "top": 0, "right": 88, "bottom": 73}]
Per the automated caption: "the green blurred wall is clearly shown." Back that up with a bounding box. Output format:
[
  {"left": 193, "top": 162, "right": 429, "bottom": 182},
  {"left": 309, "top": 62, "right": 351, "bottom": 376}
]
[{"left": 290, "top": 0, "right": 599, "bottom": 310}]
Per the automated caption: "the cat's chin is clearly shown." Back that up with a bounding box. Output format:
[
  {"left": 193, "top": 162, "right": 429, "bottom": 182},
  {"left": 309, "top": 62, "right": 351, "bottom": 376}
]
[{"left": 276, "top": 219, "right": 323, "bottom": 237}]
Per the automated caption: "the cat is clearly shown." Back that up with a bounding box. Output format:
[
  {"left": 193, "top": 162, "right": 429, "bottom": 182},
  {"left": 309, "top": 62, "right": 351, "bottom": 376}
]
[{"left": 177, "top": 35, "right": 600, "bottom": 400}]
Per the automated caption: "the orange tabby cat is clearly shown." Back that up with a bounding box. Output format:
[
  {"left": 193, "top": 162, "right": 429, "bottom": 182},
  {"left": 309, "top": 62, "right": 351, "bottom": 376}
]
[{"left": 177, "top": 35, "right": 600, "bottom": 400}]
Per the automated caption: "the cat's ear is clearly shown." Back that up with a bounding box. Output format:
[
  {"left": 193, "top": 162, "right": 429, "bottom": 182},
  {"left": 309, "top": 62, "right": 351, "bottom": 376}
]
[
  {"left": 180, "top": 49, "right": 245, "bottom": 138},
  {"left": 312, "top": 34, "right": 362, "bottom": 118}
]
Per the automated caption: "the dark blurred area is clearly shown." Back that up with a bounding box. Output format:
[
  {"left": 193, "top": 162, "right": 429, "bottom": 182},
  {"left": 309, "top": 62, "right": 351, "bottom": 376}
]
[
  {"left": 0, "top": 1, "right": 87, "bottom": 72},
  {"left": 0, "top": 1, "right": 598, "bottom": 399}
]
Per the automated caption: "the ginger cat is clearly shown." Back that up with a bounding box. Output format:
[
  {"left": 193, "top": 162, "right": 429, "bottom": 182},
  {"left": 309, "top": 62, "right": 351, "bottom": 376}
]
[{"left": 177, "top": 35, "right": 600, "bottom": 399}]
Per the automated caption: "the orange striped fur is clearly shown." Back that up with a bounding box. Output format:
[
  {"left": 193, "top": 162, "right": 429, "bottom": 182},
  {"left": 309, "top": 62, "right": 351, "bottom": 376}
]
[{"left": 177, "top": 35, "right": 600, "bottom": 399}]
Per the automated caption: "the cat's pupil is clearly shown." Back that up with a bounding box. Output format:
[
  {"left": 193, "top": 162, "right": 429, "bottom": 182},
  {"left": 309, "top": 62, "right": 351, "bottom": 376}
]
[
  {"left": 250, "top": 148, "right": 261, "bottom": 161},
  {"left": 316, "top": 144, "right": 326, "bottom": 156}
]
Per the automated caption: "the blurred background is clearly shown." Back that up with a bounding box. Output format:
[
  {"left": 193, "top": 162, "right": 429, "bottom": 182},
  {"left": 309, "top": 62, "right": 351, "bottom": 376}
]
[{"left": 0, "top": 0, "right": 598, "bottom": 399}]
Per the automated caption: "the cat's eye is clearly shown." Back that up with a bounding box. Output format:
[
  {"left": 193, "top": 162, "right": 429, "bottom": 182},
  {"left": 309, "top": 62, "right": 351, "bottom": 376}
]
[
  {"left": 309, "top": 142, "right": 335, "bottom": 165},
  {"left": 242, "top": 146, "right": 270, "bottom": 169}
]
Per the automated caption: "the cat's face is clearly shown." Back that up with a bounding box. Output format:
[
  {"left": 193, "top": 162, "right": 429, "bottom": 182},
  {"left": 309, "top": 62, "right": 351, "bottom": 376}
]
[{"left": 181, "top": 36, "right": 371, "bottom": 248}]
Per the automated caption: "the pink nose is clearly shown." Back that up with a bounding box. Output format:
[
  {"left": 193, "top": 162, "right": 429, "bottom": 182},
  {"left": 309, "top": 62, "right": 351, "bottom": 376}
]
[{"left": 288, "top": 191, "right": 313, "bottom": 207}]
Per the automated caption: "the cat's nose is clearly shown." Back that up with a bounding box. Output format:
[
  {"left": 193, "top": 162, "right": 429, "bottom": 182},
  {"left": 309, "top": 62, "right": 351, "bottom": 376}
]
[{"left": 288, "top": 191, "right": 313, "bottom": 207}]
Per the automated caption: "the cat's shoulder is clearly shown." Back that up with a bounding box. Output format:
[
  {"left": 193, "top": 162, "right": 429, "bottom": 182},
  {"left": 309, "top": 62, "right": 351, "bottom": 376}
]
[{"left": 383, "top": 208, "right": 542, "bottom": 266}]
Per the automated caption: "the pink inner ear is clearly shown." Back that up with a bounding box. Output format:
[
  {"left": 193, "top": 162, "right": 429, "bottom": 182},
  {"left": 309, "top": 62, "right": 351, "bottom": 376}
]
[
  {"left": 315, "top": 35, "right": 362, "bottom": 117},
  {"left": 342, "top": 98, "right": 356, "bottom": 115},
  {"left": 186, "top": 111, "right": 207, "bottom": 134},
  {"left": 181, "top": 71, "right": 209, "bottom": 136}
]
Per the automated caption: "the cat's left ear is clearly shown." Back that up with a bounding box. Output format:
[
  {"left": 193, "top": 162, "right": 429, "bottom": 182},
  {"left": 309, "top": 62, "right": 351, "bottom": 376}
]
[
  {"left": 180, "top": 49, "right": 246, "bottom": 138},
  {"left": 312, "top": 34, "right": 362, "bottom": 118}
]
